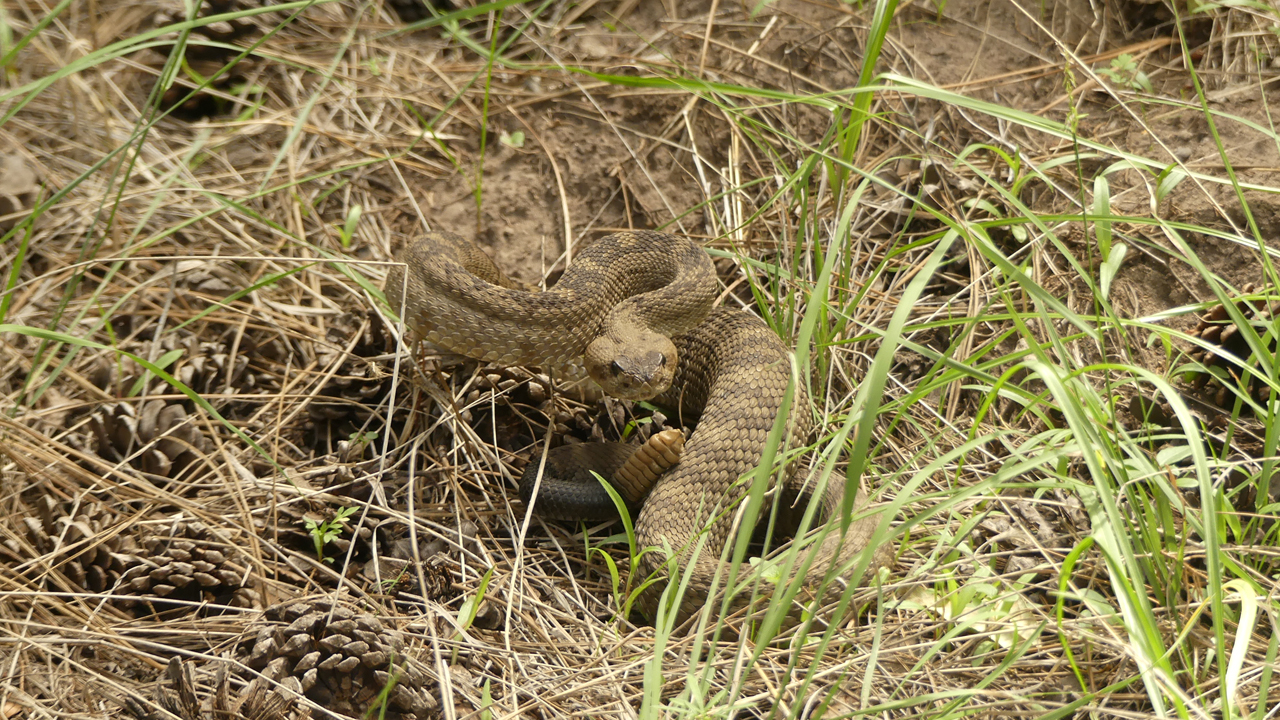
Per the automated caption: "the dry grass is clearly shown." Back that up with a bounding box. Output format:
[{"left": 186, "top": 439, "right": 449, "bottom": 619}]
[{"left": 3, "top": 0, "right": 1279, "bottom": 718}]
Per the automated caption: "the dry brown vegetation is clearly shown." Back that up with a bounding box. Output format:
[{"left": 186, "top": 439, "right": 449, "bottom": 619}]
[{"left": 3, "top": 0, "right": 1280, "bottom": 718}]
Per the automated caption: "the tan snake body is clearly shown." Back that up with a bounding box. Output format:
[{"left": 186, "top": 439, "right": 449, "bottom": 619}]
[{"left": 388, "top": 230, "right": 883, "bottom": 622}]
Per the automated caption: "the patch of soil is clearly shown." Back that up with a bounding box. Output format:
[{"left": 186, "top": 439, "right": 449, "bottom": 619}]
[{"left": 404, "top": 102, "right": 709, "bottom": 285}]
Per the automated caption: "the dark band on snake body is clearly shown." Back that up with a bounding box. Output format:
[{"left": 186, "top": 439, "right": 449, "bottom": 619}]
[{"left": 519, "top": 429, "right": 684, "bottom": 520}]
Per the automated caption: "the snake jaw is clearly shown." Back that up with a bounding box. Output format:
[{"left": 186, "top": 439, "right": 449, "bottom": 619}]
[{"left": 584, "top": 334, "right": 678, "bottom": 400}]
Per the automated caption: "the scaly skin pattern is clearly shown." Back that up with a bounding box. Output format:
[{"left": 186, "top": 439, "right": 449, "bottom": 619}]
[
  {"left": 636, "top": 307, "right": 883, "bottom": 622},
  {"left": 390, "top": 231, "right": 885, "bottom": 625},
  {"left": 387, "top": 230, "right": 717, "bottom": 391}
]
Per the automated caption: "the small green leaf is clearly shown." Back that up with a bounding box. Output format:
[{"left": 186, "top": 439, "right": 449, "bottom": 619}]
[
  {"left": 129, "top": 348, "right": 185, "bottom": 397},
  {"left": 588, "top": 547, "right": 622, "bottom": 597},
  {"left": 1133, "top": 70, "right": 1153, "bottom": 94},
  {"left": 1100, "top": 242, "right": 1127, "bottom": 300},
  {"left": 1092, "top": 175, "right": 1111, "bottom": 257},
  {"left": 499, "top": 130, "right": 525, "bottom": 148},
  {"left": 748, "top": 556, "right": 783, "bottom": 584},
  {"left": 459, "top": 566, "right": 495, "bottom": 630},
  {"left": 962, "top": 197, "right": 1004, "bottom": 217},
  {"left": 1157, "top": 165, "right": 1188, "bottom": 202},
  {"left": 340, "top": 204, "right": 361, "bottom": 248}
]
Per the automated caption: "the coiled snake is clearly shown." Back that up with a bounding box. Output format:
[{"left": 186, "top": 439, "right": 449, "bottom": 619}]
[{"left": 387, "top": 230, "right": 885, "bottom": 623}]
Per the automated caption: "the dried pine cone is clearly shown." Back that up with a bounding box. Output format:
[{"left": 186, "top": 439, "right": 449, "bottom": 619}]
[
  {"left": 891, "top": 349, "right": 933, "bottom": 384},
  {"left": 1186, "top": 283, "right": 1280, "bottom": 406},
  {"left": 89, "top": 399, "right": 210, "bottom": 479},
  {"left": 117, "top": 521, "right": 259, "bottom": 614},
  {"left": 471, "top": 369, "right": 639, "bottom": 451},
  {"left": 309, "top": 312, "right": 393, "bottom": 453},
  {"left": 472, "top": 367, "right": 559, "bottom": 410},
  {"left": 171, "top": 258, "right": 251, "bottom": 296},
  {"left": 126, "top": 658, "right": 310, "bottom": 720},
  {"left": 360, "top": 533, "right": 456, "bottom": 604},
  {"left": 174, "top": 342, "right": 252, "bottom": 395},
  {"left": 85, "top": 324, "right": 273, "bottom": 402},
  {"left": 890, "top": 327, "right": 953, "bottom": 385},
  {"left": 14, "top": 494, "right": 139, "bottom": 593},
  {"left": 216, "top": 672, "right": 309, "bottom": 720},
  {"left": 309, "top": 362, "right": 388, "bottom": 421},
  {"left": 152, "top": 1, "right": 265, "bottom": 120},
  {"left": 242, "top": 599, "right": 437, "bottom": 720},
  {"left": 85, "top": 329, "right": 189, "bottom": 398}
]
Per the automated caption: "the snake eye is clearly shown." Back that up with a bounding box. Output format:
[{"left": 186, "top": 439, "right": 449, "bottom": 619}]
[
  {"left": 610, "top": 360, "right": 624, "bottom": 376},
  {"left": 657, "top": 353, "right": 668, "bottom": 368}
]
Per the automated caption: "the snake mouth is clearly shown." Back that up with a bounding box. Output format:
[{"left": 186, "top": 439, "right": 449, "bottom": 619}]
[
  {"left": 585, "top": 337, "right": 676, "bottom": 401},
  {"left": 586, "top": 364, "right": 666, "bottom": 401}
]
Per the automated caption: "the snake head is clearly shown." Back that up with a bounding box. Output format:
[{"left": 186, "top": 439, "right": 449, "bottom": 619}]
[{"left": 584, "top": 332, "right": 677, "bottom": 400}]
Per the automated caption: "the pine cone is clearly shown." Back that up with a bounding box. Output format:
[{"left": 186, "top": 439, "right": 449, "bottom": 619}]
[
  {"left": 473, "top": 366, "right": 558, "bottom": 408},
  {"left": 175, "top": 342, "right": 252, "bottom": 396},
  {"left": 117, "top": 521, "right": 259, "bottom": 614},
  {"left": 891, "top": 349, "right": 932, "bottom": 384},
  {"left": 309, "top": 312, "right": 394, "bottom": 456},
  {"left": 308, "top": 362, "right": 388, "bottom": 422},
  {"left": 360, "top": 536, "right": 455, "bottom": 604},
  {"left": 171, "top": 258, "right": 251, "bottom": 296},
  {"left": 126, "top": 658, "right": 310, "bottom": 720},
  {"left": 85, "top": 329, "right": 192, "bottom": 398},
  {"left": 89, "top": 400, "right": 210, "bottom": 479},
  {"left": 85, "top": 321, "right": 276, "bottom": 401},
  {"left": 242, "top": 599, "right": 437, "bottom": 720},
  {"left": 16, "top": 495, "right": 139, "bottom": 593},
  {"left": 313, "top": 312, "right": 392, "bottom": 417},
  {"left": 152, "top": 1, "right": 263, "bottom": 120},
  {"left": 1187, "top": 283, "right": 1280, "bottom": 406}
]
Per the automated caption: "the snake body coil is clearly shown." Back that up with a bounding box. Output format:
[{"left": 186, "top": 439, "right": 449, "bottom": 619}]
[{"left": 388, "top": 230, "right": 884, "bottom": 622}]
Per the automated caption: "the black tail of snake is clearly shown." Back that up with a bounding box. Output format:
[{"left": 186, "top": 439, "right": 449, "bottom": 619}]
[{"left": 387, "top": 230, "right": 887, "bottom": 625}]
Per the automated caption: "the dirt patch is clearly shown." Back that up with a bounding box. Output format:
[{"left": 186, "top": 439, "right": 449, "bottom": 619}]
[{"left": 400, "top": 99, "right": 710, "bottom": 285}]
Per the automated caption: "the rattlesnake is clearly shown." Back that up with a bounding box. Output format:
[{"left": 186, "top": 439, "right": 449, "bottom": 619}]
[{"left": 387, "top": 229, "right": 885, "bottom": 622}]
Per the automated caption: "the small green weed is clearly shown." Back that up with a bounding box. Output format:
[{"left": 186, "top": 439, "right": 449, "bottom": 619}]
[
  {"left": 1097, "top": 53, "right": 1153, "bottom": 94},
  {"left": 304, "top": 506, "right": 358, "bottom": 563},
  {"left": 338, "top": 204, "right": 362, "bottom": 248},
  {"left": 343, "top": 429, "right": 378, "bottom": 460},
  {"left": 498, "top": 130, "right": 524, "bottom": 148},
  {"left": 457, "top": 566, "right": 495, "bottom": 632}
]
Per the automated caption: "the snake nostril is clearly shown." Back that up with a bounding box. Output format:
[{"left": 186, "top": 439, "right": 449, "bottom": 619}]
[{"left": 610, "top": 360, "right": 624, "bottom": 376}]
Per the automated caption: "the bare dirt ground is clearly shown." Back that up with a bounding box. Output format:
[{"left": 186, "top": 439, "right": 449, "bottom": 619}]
[{"left": 3, "top": 0, "right": 1279, "bottom": 718}]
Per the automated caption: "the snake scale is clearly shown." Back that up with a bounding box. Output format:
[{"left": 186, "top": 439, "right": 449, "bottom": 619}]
[{"left": 388, "top": 230, "right": 885, "bottom": 623}]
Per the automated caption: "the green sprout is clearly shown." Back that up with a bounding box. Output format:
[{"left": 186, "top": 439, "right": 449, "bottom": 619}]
[
  {"left": 1097, "top": 53, "right": 1153, "bottom": 94},
  {"left": 303, "top": 506, "right": 359, "bottom": 563}
]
